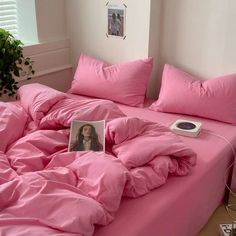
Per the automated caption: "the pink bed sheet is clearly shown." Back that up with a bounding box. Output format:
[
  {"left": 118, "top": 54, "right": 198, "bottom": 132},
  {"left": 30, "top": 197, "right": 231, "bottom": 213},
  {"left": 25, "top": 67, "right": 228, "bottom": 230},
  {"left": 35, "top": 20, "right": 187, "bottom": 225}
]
[{"left": 87, "top": 98, "right": 236, "bottom": 236}]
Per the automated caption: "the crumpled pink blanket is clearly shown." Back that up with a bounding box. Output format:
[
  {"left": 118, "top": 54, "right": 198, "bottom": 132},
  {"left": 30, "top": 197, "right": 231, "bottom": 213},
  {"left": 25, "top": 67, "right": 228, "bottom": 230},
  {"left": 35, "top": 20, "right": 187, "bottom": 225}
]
[{"left": 0, "top": 84, "right": 196, "bottom": 236}]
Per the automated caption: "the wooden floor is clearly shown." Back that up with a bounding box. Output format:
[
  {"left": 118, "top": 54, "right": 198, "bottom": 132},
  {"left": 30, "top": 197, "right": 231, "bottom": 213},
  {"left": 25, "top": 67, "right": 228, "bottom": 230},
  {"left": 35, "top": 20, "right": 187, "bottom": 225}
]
[
  {"left": 197, "top": 205, "right": 232, "bottom": 235},
  {"left": 198, "top": 194, "right": 236, "bottom": 236}
]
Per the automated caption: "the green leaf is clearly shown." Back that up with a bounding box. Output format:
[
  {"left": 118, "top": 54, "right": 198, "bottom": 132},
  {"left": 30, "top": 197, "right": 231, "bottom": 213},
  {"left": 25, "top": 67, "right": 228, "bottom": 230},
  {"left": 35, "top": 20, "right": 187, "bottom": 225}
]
[
  {"left": 13, "top": 69, "right": 20, "bottom": 77},
  {"left": 0, "top": 28, "right": 35, "bottom": 96}
]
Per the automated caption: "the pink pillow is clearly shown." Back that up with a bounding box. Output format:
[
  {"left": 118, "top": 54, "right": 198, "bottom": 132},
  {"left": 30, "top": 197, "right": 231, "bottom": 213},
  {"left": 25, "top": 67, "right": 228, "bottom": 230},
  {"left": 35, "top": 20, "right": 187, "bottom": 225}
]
[
  {"left": 69, "top": 54, "right": 153, "bottom": 107},
  {"left": 149, "top": 64, "right": 236, "bottom": 125},
  {"left": 17, "top": 83, "right": 66, "bottom": 123}
]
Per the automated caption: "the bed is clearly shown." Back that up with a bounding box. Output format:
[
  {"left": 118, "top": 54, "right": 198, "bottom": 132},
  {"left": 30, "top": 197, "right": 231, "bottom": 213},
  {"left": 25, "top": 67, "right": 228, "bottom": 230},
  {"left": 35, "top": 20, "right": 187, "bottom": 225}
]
[
  {"left": 0, "top": 54, "right": 236, "bottom": 236},
  {"left": 94, "top": 99, "right": 236, "bottom": 236}
]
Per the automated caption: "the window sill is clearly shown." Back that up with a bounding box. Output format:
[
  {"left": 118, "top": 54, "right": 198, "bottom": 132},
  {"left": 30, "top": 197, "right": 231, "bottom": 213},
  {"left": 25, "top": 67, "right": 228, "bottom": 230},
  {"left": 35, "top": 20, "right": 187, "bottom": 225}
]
[{"left": 20, "top": 38, "right": 72, "bottom": 81}]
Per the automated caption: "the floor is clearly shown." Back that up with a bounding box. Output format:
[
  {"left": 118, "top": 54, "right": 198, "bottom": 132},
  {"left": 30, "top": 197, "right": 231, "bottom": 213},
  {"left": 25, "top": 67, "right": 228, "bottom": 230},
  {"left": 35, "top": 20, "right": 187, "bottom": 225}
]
[
  {"left": 198, "top": 193, "right": 236, "bottom": 236},
  {"left": 198, "top": 205, "right": 232, "bottom": 235}
]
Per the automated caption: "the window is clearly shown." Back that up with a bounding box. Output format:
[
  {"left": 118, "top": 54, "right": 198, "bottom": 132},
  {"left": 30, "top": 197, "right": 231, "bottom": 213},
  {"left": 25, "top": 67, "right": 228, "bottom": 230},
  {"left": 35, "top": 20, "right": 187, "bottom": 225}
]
[
  {"left": 0, "top": 0, "right": 18, "bottom": 37},
  {"left": 0, "top": 0, "right": 38, "bottom": 45},
  {"left": 0, "top": 0, "right": 71, "bottom": 80},
  {"left": 17, "top": 0, "right": 38, "bottom": 45}
]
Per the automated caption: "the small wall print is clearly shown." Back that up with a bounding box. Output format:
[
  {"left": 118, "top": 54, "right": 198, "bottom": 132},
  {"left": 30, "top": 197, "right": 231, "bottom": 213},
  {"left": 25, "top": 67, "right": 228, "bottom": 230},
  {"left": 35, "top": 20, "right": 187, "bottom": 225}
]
[{"left": 107, "top": 3, "right": 126, "bottom": 39}]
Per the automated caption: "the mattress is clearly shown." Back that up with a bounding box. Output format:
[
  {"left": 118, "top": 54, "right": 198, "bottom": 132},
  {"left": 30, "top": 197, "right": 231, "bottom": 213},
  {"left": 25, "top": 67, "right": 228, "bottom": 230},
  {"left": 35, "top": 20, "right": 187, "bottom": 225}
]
[{"left": 92, "top": 99, "right": 236, "bottom": 236}]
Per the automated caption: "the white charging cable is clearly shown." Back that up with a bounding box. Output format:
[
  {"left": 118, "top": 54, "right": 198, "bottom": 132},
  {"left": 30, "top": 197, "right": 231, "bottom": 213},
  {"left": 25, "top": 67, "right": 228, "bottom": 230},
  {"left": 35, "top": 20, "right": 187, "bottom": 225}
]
[{"left": 203, "top": 129, "right": 236, "bottom": 221}]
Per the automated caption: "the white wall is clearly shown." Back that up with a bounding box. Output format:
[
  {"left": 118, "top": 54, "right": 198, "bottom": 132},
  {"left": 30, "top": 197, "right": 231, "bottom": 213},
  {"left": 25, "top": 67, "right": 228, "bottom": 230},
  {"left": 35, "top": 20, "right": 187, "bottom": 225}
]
[
  {"left": 21, "top": 0, "right": 72, "bottom": 95},
  {"left": 66, "top": 0, "right": 151, "bottom": 72},
  {"left": 23, "top": 39, "right": 71, "bottom": 78},
  {"left": 35, "top": 0, "right": 67, "bottom": 42},
  {"left": 159, "top": 0, "right": 236, "bottom": 79},
  {"left": 147, "top": 0, "right": 162, "bottom": 98}
]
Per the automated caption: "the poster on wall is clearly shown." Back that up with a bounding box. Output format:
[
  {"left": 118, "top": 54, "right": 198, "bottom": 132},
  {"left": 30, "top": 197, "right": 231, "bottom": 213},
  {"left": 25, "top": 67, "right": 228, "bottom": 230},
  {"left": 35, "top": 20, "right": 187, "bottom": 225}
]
[{"left": 107, "top": 3, "right": 126, "bottom": 39}]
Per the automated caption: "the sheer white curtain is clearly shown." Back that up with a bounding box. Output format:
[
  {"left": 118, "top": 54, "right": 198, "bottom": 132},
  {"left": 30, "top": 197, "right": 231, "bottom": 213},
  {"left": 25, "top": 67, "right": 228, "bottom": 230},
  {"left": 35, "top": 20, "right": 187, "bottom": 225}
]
[{"left": 0, "top": 0, "right": 18, "bottom": 37}]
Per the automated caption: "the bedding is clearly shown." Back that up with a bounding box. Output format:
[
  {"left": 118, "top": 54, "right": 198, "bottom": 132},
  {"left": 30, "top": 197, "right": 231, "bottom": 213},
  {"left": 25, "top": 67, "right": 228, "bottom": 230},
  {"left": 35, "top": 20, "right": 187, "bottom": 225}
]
[
  {"left": 149, "top": 64, "right": 236, "bottom": 125},
  {"left": 93, "top": 98, "right": 236, "bottom": 236},
  {"left": 0, "top": 84, "right": 196, "bottom": 236},
  {"left": 69, "top": 54, "right": 153, "bottom": 107},
  {"left": 0, "top": 102, "right": 28, "bottom": 153},
  {"left": 17, "top": 83, "right": 66, "bottom": 124}
]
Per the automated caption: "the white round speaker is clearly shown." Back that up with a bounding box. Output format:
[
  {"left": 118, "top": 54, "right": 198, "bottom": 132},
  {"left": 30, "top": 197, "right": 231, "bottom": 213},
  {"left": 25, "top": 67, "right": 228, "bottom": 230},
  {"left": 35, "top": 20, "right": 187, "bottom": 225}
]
[{"left": 170, "top": 119, "right": 202, "bottom": 137}]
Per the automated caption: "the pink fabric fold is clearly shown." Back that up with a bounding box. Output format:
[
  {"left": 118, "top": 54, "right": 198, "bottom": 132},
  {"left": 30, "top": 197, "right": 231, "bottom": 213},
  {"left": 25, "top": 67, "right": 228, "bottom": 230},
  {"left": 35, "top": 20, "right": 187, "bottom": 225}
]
[
  {"left": 0, "top": 84, "right": 197, "bottom": 235},
  {"left": 0, "top": 102, "right": 28, "bottom": 152},
  {"left": 106, "top": 117, "right": 196, "bottom": 197}
]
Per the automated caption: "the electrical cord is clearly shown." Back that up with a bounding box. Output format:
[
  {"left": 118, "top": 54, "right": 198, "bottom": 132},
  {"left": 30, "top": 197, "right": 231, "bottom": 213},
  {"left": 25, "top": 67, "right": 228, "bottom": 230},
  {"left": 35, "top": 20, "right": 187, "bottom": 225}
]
[
  {"left": 202, "top": 129, "right": 236, "bottom": 222},
  {"left": 172, "top": 119, "right": 236, "bottom": 234}
]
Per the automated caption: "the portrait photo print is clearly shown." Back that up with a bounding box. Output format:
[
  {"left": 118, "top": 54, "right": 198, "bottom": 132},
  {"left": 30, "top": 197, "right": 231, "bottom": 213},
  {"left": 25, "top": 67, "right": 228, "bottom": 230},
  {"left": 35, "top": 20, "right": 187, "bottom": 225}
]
[
  {"left": 68, "top": 120, "right": 105, "bottom": 152},
  {"left": 107, "top": 3, "right": 126, "bottom": 37}
]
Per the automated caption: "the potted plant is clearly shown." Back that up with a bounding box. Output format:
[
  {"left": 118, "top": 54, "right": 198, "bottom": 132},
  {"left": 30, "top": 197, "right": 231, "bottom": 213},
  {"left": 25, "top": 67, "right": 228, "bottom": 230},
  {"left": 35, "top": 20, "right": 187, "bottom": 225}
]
[{"left": 0, "top": 28, "right": 35, "bottom": 97}]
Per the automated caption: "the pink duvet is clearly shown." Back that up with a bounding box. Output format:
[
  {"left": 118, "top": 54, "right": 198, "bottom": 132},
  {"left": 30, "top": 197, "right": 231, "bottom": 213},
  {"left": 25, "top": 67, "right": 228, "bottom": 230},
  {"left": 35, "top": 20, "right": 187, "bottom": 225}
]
[{"left": 0, "top": 84, "right": 197, "bottom": 235}]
